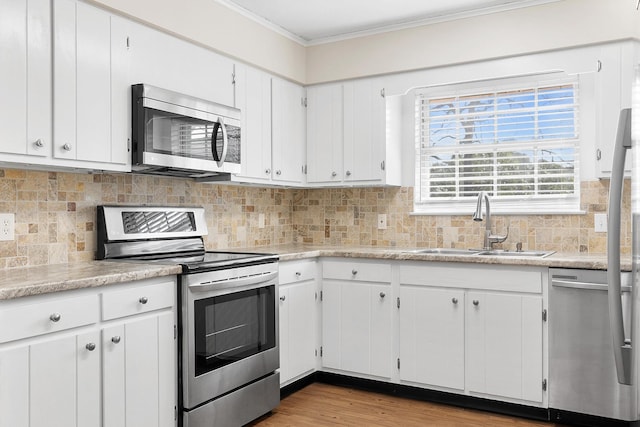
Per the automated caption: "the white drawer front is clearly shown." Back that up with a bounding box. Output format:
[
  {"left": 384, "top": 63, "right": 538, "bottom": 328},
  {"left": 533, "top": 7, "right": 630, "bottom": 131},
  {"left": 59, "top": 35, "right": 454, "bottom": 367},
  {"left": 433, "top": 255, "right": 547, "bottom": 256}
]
[
  {"left": 0, "top": 294, "right": 99, "bottom": 343},
  {"left": 323, "top": 260, "right": 391, "bottom": 283},
  {"left": 279, "top": 260, "right": 317, "bottom": 285},
  {"left": 102, "top": 281, "right": 174, "bottom": 321}
]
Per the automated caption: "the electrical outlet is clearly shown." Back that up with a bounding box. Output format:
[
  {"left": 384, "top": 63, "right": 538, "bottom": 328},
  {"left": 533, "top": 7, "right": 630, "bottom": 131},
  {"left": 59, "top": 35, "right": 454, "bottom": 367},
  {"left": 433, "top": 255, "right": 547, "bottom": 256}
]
[
  {"left": 377, "top": 214, "right": 387, "bottom": 230},
  {"left": 594, "top": 213, "right": 607, "bottom": 233},
  {"left": 0, "top": 213, "right": 14, "bottom": 241},
  {"left": 258, "top": 213, "right": 265, "bottom": 229}
]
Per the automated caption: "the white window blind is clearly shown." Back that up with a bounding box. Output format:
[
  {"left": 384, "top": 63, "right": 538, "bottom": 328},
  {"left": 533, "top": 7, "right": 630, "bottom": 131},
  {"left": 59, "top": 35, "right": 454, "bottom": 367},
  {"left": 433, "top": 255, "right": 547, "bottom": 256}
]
[{"left": 414, "top": 77, "right": 580, "bottom": 214}]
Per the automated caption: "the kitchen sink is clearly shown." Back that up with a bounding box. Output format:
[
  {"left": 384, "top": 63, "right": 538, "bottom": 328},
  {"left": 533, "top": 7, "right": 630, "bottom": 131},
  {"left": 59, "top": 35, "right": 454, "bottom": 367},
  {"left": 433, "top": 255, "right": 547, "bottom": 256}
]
[{"left": 475, "top": 250, "right": 555, "bottom": 258}]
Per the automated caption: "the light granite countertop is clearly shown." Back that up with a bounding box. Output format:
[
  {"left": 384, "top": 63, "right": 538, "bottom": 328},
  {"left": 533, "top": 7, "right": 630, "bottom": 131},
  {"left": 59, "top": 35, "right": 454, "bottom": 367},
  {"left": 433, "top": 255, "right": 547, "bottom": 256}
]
[
  {"left": 0, "top": 245, "right": 630, "bottom": 301},
  {"left": 0, "top": 261, "right": 182, "bottom": 301}
]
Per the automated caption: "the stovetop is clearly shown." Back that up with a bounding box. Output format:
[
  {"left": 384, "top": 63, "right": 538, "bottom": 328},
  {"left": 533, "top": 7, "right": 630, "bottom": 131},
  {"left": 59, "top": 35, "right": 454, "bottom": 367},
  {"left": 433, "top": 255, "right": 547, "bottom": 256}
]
[{"left": 141, "top": 251, "right": 279, "bottom": 273}]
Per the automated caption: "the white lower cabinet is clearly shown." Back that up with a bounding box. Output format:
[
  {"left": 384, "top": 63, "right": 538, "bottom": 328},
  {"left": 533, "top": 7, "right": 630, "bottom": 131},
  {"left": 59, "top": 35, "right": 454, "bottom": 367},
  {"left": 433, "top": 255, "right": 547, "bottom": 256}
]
[
  {"left": 278, "top": 260, "right": 319, "bottom": 385},
  {"left": 321, "top": 259, "right": 392, "bottom": 379},
  {"left": 399, "top": 286, "right": 465, "bottom": 390},
  {"left": 0, "top": 277, "right": 176, "bottom": 427}
]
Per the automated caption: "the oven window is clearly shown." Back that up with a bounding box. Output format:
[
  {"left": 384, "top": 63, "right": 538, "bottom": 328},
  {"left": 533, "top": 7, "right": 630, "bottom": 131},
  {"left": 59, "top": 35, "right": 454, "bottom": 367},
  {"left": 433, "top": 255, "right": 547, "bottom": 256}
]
[{"left": 193, "top": 285, "right": 276, "bottom": 376}]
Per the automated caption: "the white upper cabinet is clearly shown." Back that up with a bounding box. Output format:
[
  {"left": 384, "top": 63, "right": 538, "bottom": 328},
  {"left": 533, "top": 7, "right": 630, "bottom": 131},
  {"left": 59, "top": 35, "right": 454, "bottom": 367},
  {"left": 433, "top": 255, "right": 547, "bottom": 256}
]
[
  {"left": 0, "top": 0, "right": 51, "bottom": 158},
  {"left": 126, "top": 20, "right": 234, "bottom": 107},
  {"left": 233, "top": 69, "right": 306, "bottom": 186},
  {"left": 271, "top": 77, "right": 306, "bottom": 185},
  {"left": 306, "top": 78, "right": 400, "bottom": 187}
]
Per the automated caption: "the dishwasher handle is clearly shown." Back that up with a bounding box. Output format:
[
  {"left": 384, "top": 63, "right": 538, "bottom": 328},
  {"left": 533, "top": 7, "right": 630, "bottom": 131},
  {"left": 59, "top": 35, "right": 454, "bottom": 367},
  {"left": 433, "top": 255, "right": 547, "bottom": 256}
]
[{"left": 552, "top": 279, "right": 631, "bottom": 293}]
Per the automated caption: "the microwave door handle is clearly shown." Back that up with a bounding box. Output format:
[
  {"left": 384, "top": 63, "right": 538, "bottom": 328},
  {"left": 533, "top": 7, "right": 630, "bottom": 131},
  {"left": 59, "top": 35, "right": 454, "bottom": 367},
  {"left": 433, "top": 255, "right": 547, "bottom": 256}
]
[{"left": 211, "top": 118, "right": 228, "bottom": 167}]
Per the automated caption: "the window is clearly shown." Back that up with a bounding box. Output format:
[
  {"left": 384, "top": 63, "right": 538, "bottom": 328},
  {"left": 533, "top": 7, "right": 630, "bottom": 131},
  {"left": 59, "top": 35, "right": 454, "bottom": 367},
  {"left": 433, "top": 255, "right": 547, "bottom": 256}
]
[{"left": 414, "top": 76, "right": 580, "bottom": 214}]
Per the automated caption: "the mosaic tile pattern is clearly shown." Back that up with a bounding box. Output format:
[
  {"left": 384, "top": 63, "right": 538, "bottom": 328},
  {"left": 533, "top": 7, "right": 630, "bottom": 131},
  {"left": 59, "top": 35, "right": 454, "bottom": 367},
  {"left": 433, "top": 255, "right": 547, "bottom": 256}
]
[{"left": 0, "top": 167, "right": 629, "bottom": 268}]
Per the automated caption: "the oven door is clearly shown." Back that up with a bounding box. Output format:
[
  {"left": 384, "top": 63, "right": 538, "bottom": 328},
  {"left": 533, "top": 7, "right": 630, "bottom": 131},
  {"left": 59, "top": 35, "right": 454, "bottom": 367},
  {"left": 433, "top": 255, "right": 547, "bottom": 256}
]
[{"left": 181, "top": 264, "right": 279, "bottom": 410}]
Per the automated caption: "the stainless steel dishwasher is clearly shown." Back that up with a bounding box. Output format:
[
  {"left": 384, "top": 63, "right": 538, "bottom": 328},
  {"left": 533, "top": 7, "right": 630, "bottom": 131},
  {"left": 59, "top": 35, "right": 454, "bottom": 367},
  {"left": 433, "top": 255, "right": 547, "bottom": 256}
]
[{"left": 549, "top": 268, "right": 634, "bottom": 422}]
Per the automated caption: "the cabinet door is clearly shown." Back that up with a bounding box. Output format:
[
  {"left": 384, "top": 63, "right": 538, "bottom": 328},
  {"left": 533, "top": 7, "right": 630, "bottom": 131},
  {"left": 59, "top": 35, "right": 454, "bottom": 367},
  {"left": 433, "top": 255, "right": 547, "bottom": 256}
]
[
  {"left": 343, "top": 78, "right": 385, "bottom": 183},
  {"left": 399, "top": 286, "right": 464, "bottom": 390},
  {"left": 0, "top": 0, "right": 51, "bottom": 157},
  {"left": 278, "top": 286, "right": 291, "bottom": 383},
  {"left": 306, "top": 84, "right": 343, "bottom": 184},
  {"left": 466, "top": 292, "right": 543, "bottom": 402},
  {"left": 322, "top": 280, "right": 391, "bottom": 378},
  {"left": 287, "top": 280, "right": 317, "bottom": 380},
  {"left": 103, "top": 312, "right": 175, "bottom": 427},
  {"left": 0, "top": 346, "right": 29, "bottom": 427},
  {"left": 235, "top": 65, "right": 272, "bottom": 182},
  {"left": 272, "top": 78, "right": 306, "bottom": 184}
]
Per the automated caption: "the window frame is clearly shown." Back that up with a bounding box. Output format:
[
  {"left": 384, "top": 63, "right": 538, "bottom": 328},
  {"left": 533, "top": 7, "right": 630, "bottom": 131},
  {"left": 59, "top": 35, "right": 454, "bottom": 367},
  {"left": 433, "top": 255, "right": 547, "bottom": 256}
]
[{"left": 413, "top": 73, "right": 583, "bottom": 216}]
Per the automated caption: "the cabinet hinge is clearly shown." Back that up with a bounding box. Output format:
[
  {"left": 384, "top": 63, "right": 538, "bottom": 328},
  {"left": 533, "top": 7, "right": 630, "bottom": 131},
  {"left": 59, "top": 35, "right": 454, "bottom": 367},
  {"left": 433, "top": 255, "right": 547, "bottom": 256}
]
[
  {"left": 302, "top": 164, "right": 308, "bottom": 174},
  {"left": 596, "top": 148, "right": 602, "bottom": 161},
  {"left": 380, "top": 88, "right": 386, "bottom": 98},
  {"left": 542, "top": 379, "right": 548, "bottom": 391},
  {"left": 174, "top": 325, "right": 177, "bottom": 340},
  {"left": 397, "top": 358, "right": 400, "bottom": 369},
  {"left": 126, "top": 36, "right": 130, "bottom": 49},
  {"left": 127, "top": 138, "right": 131, "bottom": 153},
  {"left": 320, "top": 290, "right": 323, "bottom": 301},
  {"left": 597, "top": 59, "right": 602, "bottom": 72},
  {"left": 381, "top": 160, "right": 385, "bottom": 171},
  {"left": 315, "top": 291, "right": 317, "bottom": 301},
  {"left": 302, "top": 97, "right": 308, "bottom": 107},
  {"left": 174, "top": 405, "right": 178, "bottom": 421},
  {"left": 320, "top": 346, "right": 323, "bottom": 357},
  {"left": 397, "top": 297, "right": 400, "bottom": 309},
  {"left": 232, "top": 71, "right": 236, "bottom": 85},
  {"left": 542, "top": 309, "right": 547, "bottom": 322},
  {"left": 315, "top": 349, "right": 318, "bottom": 357}
]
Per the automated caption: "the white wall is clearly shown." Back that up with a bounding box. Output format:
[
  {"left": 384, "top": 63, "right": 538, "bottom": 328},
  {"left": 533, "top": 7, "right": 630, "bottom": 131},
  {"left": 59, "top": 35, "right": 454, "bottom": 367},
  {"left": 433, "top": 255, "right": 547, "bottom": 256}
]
[
  {"left": 306, "top": 0, "right": 640, "bottom": 84},
  {"left": 89, "top": 0, "right": 307, "bottom": 83}
]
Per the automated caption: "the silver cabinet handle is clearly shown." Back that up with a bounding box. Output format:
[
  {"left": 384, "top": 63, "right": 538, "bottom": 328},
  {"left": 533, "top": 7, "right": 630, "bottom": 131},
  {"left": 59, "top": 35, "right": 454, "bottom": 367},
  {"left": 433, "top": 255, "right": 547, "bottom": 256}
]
[
  {"left": 62, "top": 143, "right": 72, "bottom": 151},
  {"left": 111, "top": 336, "right": 121, "bottom": 344},
  {"left": 351, "top": 269, "right": 358, "bottom": 275},
  {"left": 276, "top": 170, "right": 281, "bottom": 175},
  {"left": 49, "top": 313, "right": 61, "bottom": 322},
  {"left": 379, "top": 292, "right": 386, "bottom": 298},
  {"left": 473, "top": 300, "right": 480, "bottom": 306},
  {"left": 346, "top": 171, "right": 351, "bottom": 176},
  {"left": 452, "top": 297, "right": 458, "bottom": 304},
  {"left": 265, "top": 168, "right": 271, "bottom": 174},
  {"left": 34, "top": 139, "right": 44, "bottom": 148},
  {"left": 280, "top": 296, "right": 286, "bottom": 302},
  {"left": 331, "top": 172, "right": 337, "bottom": 177},
  {"left": 139, "top": 296, "right": 148, "bottom": 304},
  {"left": 86, "top": 343, "right": 96, "bottom": 351}
]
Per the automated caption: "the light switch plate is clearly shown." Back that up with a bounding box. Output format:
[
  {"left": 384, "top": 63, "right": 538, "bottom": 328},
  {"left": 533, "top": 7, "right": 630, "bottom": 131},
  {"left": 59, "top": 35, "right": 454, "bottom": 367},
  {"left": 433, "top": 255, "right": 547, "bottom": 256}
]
[
  {"left": 594, "top": 213, "right": 607, "bottom": 233},
  {"left": 0, "top": 213, "right": 15, "bottom": 241}
]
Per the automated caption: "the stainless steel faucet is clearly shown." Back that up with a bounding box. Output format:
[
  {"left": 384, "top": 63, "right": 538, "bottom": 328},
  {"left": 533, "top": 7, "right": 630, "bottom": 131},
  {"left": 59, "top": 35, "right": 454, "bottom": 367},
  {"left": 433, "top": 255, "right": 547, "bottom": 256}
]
[{"left": 472, "top": 191, "right": 508, "bottom": 250}]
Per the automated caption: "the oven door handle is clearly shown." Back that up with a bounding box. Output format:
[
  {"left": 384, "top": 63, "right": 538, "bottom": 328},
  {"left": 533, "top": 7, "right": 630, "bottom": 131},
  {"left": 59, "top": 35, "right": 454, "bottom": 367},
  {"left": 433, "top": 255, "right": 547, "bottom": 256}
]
[{"left": 188, "top": 271, "right": 278, "bottom": 293}]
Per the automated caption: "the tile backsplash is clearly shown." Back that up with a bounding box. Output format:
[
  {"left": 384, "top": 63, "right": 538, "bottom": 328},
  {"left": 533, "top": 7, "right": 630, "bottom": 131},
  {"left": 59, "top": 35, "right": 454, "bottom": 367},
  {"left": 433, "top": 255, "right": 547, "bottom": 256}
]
[{"left": 0, "top": 168, "right": 629, "bottom": 268}]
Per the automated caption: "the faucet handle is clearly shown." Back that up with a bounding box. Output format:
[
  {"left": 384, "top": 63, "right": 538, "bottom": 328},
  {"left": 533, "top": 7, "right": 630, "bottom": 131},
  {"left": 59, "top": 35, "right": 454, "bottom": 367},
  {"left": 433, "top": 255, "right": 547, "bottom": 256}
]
[{"left": 488, "top": 225, "right": 509, "bottom": 246}]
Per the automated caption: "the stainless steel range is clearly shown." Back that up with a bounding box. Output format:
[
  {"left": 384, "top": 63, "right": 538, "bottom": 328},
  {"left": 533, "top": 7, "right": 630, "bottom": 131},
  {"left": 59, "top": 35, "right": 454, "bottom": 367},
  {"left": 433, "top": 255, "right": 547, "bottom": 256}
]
[{"left": 96, "top": 205, "right": 280, "bottom": 427}]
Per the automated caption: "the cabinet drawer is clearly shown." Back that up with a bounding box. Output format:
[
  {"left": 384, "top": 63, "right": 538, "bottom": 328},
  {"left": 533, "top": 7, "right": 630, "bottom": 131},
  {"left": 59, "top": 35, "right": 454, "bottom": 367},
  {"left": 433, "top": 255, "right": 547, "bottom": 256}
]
[
  {"left": 322, "top": 260, "right": 391, "bottom": 283},
  {"left": 279, "top": 260, "right": 317, "bottom": 285},
  {"left": 102, "top": 281, "right": 174, "bottom": 321},
  {"left": 0, "top": 294, "right": 99, "bottom": 343}
]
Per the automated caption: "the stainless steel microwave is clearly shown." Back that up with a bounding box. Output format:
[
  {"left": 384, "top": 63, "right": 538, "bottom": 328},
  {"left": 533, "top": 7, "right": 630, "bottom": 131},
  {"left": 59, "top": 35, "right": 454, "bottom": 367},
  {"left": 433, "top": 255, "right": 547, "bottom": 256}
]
[{"left": 131, "top": 84, "right": 241, "bottom": 179}]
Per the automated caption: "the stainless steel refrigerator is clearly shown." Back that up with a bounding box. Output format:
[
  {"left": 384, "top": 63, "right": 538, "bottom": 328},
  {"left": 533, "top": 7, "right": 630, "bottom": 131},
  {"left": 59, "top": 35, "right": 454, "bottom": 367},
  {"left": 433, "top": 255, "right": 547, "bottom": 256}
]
[{"left": 549, "top": 67, "right": 640, "bottom": 425}]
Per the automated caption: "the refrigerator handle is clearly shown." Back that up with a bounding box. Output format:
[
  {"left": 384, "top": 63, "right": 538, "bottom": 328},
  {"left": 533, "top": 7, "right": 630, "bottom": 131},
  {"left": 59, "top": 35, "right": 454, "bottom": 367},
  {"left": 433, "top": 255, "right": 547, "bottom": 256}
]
[{"left": 607, "top": 108, "right": 632, "bottom": 386}]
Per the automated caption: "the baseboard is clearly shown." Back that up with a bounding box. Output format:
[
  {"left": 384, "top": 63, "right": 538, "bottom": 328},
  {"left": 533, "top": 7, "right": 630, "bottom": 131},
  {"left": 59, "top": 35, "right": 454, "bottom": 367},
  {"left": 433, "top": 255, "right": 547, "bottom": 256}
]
[
  {"left": 549, "top": 408, "right": 632, "bottom": 427},
  {"left": 279, "top": 372, "right": 319, "bottom": 399}
]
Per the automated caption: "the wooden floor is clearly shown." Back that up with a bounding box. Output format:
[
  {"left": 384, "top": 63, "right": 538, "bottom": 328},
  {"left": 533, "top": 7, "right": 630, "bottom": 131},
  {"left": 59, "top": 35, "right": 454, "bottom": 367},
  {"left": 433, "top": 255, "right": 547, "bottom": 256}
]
[{"left": 249, "top": 383, "right": 567, "bottom": 427}]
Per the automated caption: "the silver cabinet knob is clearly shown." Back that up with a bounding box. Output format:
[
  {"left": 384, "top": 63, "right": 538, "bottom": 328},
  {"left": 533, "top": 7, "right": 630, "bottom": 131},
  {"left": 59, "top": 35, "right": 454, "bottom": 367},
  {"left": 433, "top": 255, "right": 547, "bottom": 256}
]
[
  {"left": 49, "top": 313, "right": 61, "bottom": 322},
  {"left": 62, "top": 143, "right": 72, "bottom": 151},
  {"left": 139, "top": 296, "right": 148, "bottom": 304},
  {"left": 111, "top": 336, "right": 121, "bottom": 344},
  {"left": 331, "top": 171, "right": 337, "bottom": 177},
  {"left": 351, "top": 269, "right": 358, "bottom": 275},
  {"left": 452, "top": 298, "right": 458, "bottom": 304},
  {"left": 379, "top": 292, "right": 386, "bottom": 298},
  {"left": 275, "top": 170, "right": 282, "bottom": 175},
  {"left": 346, "top": 170, "right": 351, "bottom": 176},
  {"left": 34, "top": 139, "right": 44, "bottom": 148},
  {"left": 280, "top": 295, "right": 286, "bottom": 302},
  {"left": 473, "top": 300, "right": 480, "bottom": 306},
  {"left": 295, "top": 271, "right": 301, "bottom": 277},
  {"left": 265, "top": 168, "right": 271, "bottom": 174},
  {"left": 86, "top": 343, "right": 96, "bottom": 351}
]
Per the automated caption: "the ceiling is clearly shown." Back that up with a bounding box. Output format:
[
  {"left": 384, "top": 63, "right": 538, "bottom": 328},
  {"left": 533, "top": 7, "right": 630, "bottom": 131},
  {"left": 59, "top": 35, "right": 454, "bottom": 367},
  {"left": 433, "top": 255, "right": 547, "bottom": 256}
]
[{"left": 218, "top": 0, "right": 562, "bottom": 44}]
